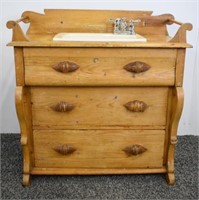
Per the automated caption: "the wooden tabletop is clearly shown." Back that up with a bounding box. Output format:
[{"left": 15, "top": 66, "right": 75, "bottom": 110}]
[{"left": 7, "top": 34, "right": 192, "bottom": 48}]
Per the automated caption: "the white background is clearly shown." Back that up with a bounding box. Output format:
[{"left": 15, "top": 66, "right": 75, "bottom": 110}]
[{"left": 0, "top": 0, "right": 198, "bottom": 135}]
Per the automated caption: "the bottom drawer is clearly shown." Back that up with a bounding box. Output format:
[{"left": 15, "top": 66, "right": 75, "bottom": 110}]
[{"left": 34, "top": 130, "right": 165, "bottom": 169}]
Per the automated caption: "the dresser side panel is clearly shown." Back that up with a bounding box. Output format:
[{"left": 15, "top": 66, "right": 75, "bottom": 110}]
[
  {"left": 175, "top": 49, "right": 186, "bottom": 86},
  {"left": 14, "top": 47, "right": 25, "bottom": 86}
]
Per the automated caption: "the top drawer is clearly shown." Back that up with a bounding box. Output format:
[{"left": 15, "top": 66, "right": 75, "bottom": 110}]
[{"left": 24, "top": 48, "right": 176, "bottom": 86}]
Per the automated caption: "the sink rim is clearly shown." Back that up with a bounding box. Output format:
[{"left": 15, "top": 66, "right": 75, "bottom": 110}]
[{"left": 53, "top": 33, "right": 147, "bottom": 42}]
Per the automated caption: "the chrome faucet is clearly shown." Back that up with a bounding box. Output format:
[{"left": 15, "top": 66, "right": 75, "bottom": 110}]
[
  {"left": 120, "top": 18, "right": 128, "bottom": 32},
  {"left": 109, "top": 18, "right": 141, "bottom": 35}
]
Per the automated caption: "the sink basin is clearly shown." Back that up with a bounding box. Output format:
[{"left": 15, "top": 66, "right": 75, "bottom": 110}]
[{"left": 53, "top": 33, "right": 147, "bottom": 42}]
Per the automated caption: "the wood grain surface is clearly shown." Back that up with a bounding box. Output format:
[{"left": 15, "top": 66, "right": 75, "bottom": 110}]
[
  {"left": 24, "top": 48, "right": 176, "bottom": 86},
  {"left": 31, "top": 87, "right": 168, "bottom": 129},
  {"left": 33, "top": 129, "right": 165, "bottom": 169}
]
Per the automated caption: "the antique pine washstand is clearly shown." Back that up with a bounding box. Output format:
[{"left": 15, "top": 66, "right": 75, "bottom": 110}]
[{"left": 7, "top": 9, "right": 192, "bottom": 185}]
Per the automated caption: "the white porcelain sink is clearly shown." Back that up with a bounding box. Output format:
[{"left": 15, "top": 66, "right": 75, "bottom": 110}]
[{"left": 53, "top": 33, "right": 147, "bottom": 42}]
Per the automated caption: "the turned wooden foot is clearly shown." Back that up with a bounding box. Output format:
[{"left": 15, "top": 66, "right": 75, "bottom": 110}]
[
  {"left": 22, "top": 174, "right": 31, "bottom": 186},
  {"left": 166, "top": 173, "right": 175, "bottom": 185}
]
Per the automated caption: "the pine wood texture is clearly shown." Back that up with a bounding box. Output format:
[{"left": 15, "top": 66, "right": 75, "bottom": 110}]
[
  {"left": 169, "top": 23, "right": 193, "bottom": 43},
  {"left": 6, "top": 19, "right": 29, "bottom": 42},
  {"left": 33, "top": 130, "right": 165, "bottom": 169},
  {"left": 21, "top": 10, "right": 154, "bottom": 35},
  {"left": 31, "top": 87, "right": 168, "bottom": 129},
  {"left": 14, "top": 48, "right": 25, "bottom": 86},
  {"left": 7, "top": 10, "right": 192, "bottom": 47},
  {"left": 24, "top": 48, "right": 176, "bottom": 86},
  {"left": 166, "top": 87, "right": 184, "bottom": 184},
  {"left": 15, "top": 87, "right": 33, "bottom": 186},
  {"left": 8, "top": 39, "right": 192, "bottom": 48},
  {"left": 139, "top": 14, "right": 174, "bottom": 26},
  {"left": 7, "top": 9, "right": 192, "bottom": 185},
  {"left": 175, "top": 49, "right": 186, "bottom": 86},
  {"left": 31, "top": 167, "right": 167, "bottom": 175}
]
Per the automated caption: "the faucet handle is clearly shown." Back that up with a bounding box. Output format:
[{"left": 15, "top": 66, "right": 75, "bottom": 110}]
[
  {"left": 120, "top": 18, "right": 128, "bottom": 32},
  {"left": 109, "top": 18, "right": 121, "bottom": 33},
  {"left": 129, "top": 19, "right": 141, "bottom": 35}
]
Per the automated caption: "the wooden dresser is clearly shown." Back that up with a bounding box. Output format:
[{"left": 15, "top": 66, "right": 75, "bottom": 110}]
[{"left": 7, "top": 9, "right": 192, "bottom": 186}]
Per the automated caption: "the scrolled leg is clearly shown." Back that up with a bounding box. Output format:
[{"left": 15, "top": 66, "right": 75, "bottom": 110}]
[
  {"left": 16, "top": 87, "right": 33, "bottom": 186},
  {"left": 166, "top": 87, "right": 184, "bottom": 185}
]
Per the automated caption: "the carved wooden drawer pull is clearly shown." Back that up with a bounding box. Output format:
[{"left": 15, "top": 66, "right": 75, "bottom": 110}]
[
  {"left": 54, "top": 144, "right": 76, "bottom": 155},
  {"left": 124, "top": 100, "right": 147, "bottom": 112},
  {"left": 53, "top": 61, "right": 79, "bottom": 73},
  {"left": 123, "top": 144, "right": 147, "bottom": 156},
  {"left": 51, "top": 101, "right": 75, "bottom": 112},
  {"left": 124, "top": 61, "right": 150, "bottom": 73}
]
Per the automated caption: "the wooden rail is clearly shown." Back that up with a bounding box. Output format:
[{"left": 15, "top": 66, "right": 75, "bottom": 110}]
[
  {"left": 6, "top": 16, "right": 29, "bottom": 29},
  {"left": 169, "top": 19, "right": 183, "bottom": 26}
]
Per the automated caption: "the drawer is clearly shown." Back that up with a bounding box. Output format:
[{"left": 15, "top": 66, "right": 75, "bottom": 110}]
[
  {"left": 33, "top": 129, "right": 165, "bottom": 168},
  {"left": 31, "top": 87, "right": 168, "bottom": 129},
  {"left": 24, "top": 48, "right": 176, "bottom": 86}
]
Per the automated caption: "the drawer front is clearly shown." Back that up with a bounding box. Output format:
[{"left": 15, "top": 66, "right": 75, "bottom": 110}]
[
  {"left": 24, "top": 48, "right": 176, "bottom": 86},
  {"left": 31, "top": 87, "right": 168, "bottom": 129},
  {"left": 34, "top": 130, "right": 165, "bottom": 168}
]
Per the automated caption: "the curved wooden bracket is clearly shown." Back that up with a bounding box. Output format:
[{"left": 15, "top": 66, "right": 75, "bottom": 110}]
[
  {"left": 7, "top": 22, "right": 29, "bottom": 42},
  {"left": 16, "top": 87, "right": 27, "bottom": 146},
  {"left": 169, "top": 23, "right": 193, "bottom": 43},
  {"left": 6, "top": 16, "right": 29, "bottom": 29},
  {"left": 166, "top": 87, "right": 184, "bottom": 185},
  {"left": 170, "top": 87, "right": 184, "bottom": 142},
  {"left": 6, "top": 17, "right": 30, "bottom": 42},
  {"left": 15, "top": 86, "right": 33, "bottom": 186}
]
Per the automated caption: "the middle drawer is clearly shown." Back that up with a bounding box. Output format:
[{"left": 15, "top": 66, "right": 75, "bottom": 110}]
[{"left": 31, "top": 87, "right": 168, "bottom": 129}]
